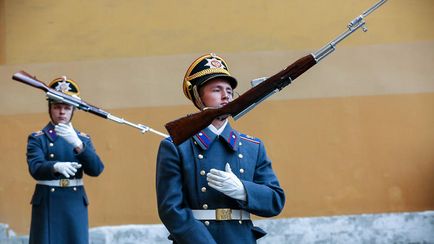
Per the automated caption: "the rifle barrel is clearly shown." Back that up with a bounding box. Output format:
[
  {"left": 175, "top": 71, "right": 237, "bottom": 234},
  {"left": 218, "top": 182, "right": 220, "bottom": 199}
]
[
  {"left": 164, "top": 0, "right": 388, "bottom": 145},
  {"left": 313, "top": 0, "right": 387, "bottom": 62},
  {"left": 12, "top": 71, "right": 168, "bottom": 138}
]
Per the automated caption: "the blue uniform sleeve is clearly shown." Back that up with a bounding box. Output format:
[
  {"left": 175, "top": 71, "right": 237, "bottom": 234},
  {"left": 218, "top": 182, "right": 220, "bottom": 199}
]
[
  {"left": 241, "top": 140, "right": 286, "bottom": 217},
  {"left": 26, "top": 134, "right": 57, "bottom": 180},
  {"left": 156, "top": 138, "right": 216, "bottom": 244},
  {"left": 76, "top": 135, "right": 104, "bottom": 177}
]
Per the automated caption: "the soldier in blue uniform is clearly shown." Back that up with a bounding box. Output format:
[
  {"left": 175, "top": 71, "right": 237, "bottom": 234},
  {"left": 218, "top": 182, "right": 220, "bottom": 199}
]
[
  {"left": 156, "top": 53, "right": 285, "bottom": 243},
  {"left": 27, "top": 76, "right": 104, "bottom": 244}
]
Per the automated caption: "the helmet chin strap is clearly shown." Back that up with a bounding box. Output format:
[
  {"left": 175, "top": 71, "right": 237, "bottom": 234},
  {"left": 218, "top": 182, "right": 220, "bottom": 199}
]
[{"left": 192, "top": 85, "right": 206, "bottom": 110}]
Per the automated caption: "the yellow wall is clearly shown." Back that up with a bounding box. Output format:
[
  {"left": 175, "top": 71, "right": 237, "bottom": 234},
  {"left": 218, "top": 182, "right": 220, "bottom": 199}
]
[
  {"left": 1, "top": 0, "right": 433, "bottom": 235},
  {"left": 0, "top": 0, "right": 5, "bottom": 64},
  {"left": 3, "top": 0, "right": 434, "bottom": 64}
]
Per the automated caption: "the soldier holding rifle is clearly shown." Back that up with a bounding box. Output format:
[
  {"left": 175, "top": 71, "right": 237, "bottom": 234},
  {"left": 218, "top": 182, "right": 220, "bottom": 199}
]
[
  {"left": 156, "top": 53, "right": 285, "bottom": 243},
  {"left": 26, "top": 77, "right": 104, "bottom": 244}
]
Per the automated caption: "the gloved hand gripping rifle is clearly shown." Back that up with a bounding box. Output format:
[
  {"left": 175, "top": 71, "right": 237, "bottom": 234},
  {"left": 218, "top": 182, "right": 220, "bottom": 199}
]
[
  {"left": 165, "top": 0, "right": 387, "bottom": 145},
  {"left": 12, "top": 71, "right": 168, "bottom": 138}
]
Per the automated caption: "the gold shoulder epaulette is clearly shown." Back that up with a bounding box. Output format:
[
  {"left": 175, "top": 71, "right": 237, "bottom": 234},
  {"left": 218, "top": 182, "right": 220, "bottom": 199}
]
[
  {"left": 240, "top": 134, "right": 260, "bottom": 144},
  {"left": 32, "top": 131, "right": 44, "bottom": 136},
  {"left": 79, "top": 132, "right": 90, "bottom": 138}
]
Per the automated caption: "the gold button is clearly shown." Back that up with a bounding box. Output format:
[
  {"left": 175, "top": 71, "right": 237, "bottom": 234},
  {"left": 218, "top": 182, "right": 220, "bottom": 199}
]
[
  {"left": 198, "top": 154, "right": 204, "bottom": 159},
  {"left": 194, "top": 141, "right": 197, "bottom": 145},
  {"left": 232, "top": 135, "right": 236, "bottom": 138},
  {"left": 49, "top": 154, "right": 54, "bottom": 158},
  {"left": 239, "top": 220, "right": 243, "bottom": 224},
  {"left": 49, "top": 130, "right": 53, "bottom": 133},
  {"left": 73, "top": 187, "right": 77, "bottom": 191},
  {"left": 238, "top": 154, "right": 243, "bottom": 159},
  {"left": 50, "top": 188, "right": 55, "bottom": 192},
  {"left": 202, "top": 204, "right": 208, "bottom": 209},
  {"left": 239, "top": 142, "right": 242, "bottom": 146},
  {"left": 240, "top": 168, "right": 245, "bottom": 174},
  {"left": 201, "top": 187, "right": 207, "bottom": 192},
  {"left": 199, "top": 133, "right": 203, "bottom": 136},
  {"left": 49, "top": 143, "right": 54, "bottom": 147},
  {"left": 200, "top": 170, "right": 206, "bottom": 176},
  {"left": 204, "top": 221, "right": 210, "bottom": 226}
]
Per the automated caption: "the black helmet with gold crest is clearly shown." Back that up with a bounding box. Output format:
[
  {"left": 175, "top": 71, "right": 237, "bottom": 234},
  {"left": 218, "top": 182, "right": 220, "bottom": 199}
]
[
  {"left": 183, "top": 53, "right": 237, "bottom": 109},
  {"left": 47, "top": 76, "right": 81, "bottom": 102}
]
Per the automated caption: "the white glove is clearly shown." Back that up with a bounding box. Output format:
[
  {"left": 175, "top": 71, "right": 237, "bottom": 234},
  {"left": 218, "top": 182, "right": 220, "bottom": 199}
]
[
  {"left": 207, "top": 163, "right": 247, "bottom": 201},
  {"left": 53, "top": 162, "right": 82, "bottom": 178},
  {"left": 54, "top": 123, "right": 83, "bottom": 148}
]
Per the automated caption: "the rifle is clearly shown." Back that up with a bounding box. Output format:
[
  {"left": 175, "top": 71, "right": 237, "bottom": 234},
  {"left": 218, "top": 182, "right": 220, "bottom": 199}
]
[
  {"left": 165, "top": 0, "right": 387, "bottom": 145},
  {"left": 12, "top": 71, "right": 169, "bottom": 138}
]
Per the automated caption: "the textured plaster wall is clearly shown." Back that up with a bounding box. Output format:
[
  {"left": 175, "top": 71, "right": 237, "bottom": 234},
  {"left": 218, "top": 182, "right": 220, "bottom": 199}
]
[
  {"left": 2, "top": 211, "right": 434, "bottom": 243},
  {"left": 0, "top": 0, "right": 433, "bottom": 235}
]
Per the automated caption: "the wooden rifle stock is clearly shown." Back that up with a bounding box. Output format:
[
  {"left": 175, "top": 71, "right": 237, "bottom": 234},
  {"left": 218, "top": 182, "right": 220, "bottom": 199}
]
[
  {"left": 13, "top": 70, "right": 169, "bottom": 137},
  {"left": 13, "top": 70, "right": 49, "bottom": 91},
  {"left": 165, "top": 55, "right": 317, "bottom": 145},
  {"left": 165, "top": 0, "right": 387, "bottom": 145},
  {"left": 12, "top": 70, "right": 110, "bottom": 118}
]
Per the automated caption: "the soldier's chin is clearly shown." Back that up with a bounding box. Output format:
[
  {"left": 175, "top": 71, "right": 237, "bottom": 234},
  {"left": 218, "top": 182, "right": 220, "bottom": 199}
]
[{"left": 55, "top": 118, "right": 69, "bottom": 124}]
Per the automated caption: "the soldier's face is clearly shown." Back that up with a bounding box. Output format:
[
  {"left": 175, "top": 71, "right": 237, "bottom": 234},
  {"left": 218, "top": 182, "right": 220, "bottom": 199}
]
[
  {"left": 50, "top": 103, "right": 74, "bottom": 124},
  {"left": 199, "top": 78, "right": 233, "bottom": 108}
]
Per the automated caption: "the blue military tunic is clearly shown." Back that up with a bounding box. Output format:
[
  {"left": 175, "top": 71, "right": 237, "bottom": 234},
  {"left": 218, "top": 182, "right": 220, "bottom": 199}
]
[
  {"left": 156, "top": 123, "right": 285, "bottom": 244},
  {"left": 27, "top": 122, "right": 104, "bottom": 244}
]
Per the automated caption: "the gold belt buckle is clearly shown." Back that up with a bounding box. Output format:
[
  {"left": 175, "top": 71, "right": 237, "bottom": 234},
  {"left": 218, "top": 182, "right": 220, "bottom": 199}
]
[
  {"left": 216, "top": 208, "right": 232, "bottom": 221},
  {"left": 59, "top": 179, "right": 70, "bottom": 187}
]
